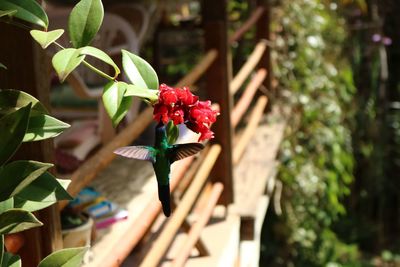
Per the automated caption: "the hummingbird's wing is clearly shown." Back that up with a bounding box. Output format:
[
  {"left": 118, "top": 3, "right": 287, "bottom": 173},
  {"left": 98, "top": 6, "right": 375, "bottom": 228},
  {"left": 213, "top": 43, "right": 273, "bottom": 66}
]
[
  {"left": 114, "top": 146, "right": 156, "bottom": 163},
  {"left": 169, "top": 143, "right": 205, "bottom": 163}
]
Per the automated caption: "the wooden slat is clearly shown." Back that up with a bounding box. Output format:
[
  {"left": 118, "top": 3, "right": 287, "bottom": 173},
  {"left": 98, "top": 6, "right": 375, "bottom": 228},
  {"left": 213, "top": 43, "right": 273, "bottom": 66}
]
[
  {"left": 231, "top": 69, "right": 267, "bottom": 128},
  {"left": 139, "top": 145, "right": 222, "bottom": 267},
  {"left": 229, "top": 7, "right": 265, "bottom": 44},
  {"left": 230, "top": 41, "right": 267, "bottom": 95},
  {"left": 172, "top": 183, "right": 224, "bottom": 267},
  {"left": 233, "top": 96, "right": 268, "bottom": 164},
  {"left": 175, "top": 49, "right": 218, "bottom": 87}
]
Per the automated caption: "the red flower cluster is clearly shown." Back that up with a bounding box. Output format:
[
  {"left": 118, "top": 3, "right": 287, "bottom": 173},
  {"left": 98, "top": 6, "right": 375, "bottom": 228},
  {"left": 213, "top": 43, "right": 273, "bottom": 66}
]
[{"left": 153, "top": 84, "right": 219, "bottom": 141}]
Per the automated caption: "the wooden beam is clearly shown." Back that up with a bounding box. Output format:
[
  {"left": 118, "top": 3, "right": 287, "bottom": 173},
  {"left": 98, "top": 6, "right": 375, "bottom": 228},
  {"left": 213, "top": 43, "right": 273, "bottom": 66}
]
[
  {"left": 0, "top": 21, "right": 62, "bottom": 265},
  {"left": 229, "top": 7, "right": 265, "bottom": 44},
  {"left": 256, "top": 0, "right": 272, "bottom": 98},
  {"left": 202, "top": 0, "right": 234, "bottom": 205},
  {"left": 230, "top": 41, "right": 267, "bottom": 95},
  {"left": 172, "top": 182, "right": 224, "bottom": 267},
  {"left": 139, "top": 145, "right": 222, "bottom": 267},
  {"left": 231, "top": 68, "right": 267, "bottom": 128},
  {"left": 233, "top": 96, "right": 268, "bottom": 164}
]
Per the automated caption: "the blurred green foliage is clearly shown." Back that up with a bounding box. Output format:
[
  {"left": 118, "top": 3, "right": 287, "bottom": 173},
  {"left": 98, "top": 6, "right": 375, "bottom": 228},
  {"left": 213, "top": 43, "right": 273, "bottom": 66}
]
[{"left": 261, "top": 0, "right": 361, "bottom": 266}]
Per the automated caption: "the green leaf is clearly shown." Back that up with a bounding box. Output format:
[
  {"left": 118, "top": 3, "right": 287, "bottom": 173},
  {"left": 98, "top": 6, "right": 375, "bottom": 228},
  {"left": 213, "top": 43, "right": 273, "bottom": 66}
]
[
  {"left": 0, "top": 89, "right": 47, "bottom": 117},
  {"left": 0, "top": 9, "right": 17, "bottom": 18},
  {"left": 0, "top": 63, "right": 6, "bottom": 70},
  {"left": 80, "top": 46, "right": 120, "bottom": 78},
  {"left": 0, "top": 235, "right": 3, "bottom": 267},
  {"left": 14, "top": 174, "right": 72, "bottom": 212},
  {"left": 38, "top": 247, "right": 88, "bottom": 267},
  {"left": 124, "top": 84, "right": 158, "bottom": 103},
  {"left": 30, "top": 29, "right": 64, "bottom": 49},
  {"left": 0, "top": 209, "right": 42, "bottom": 235},
  {"left": 68, "top": 0, "right": 104, "bottom": 48},
  {"left": 112, "top": 91, "right": 132, "bottom": 127},
  {"left": 0, "top": 161, "right": 53, "bottom": 201},
  {"left": 0, "top": 0, "right": 48, "bottom": 29},
  {"left": 52, "top": 48, "right": 86, "bottom": 82},
  {"left": 0, "top": 199, "right": 13, "bottom": 214},
  {"left": 0, "top": 104, "right": 31, "bottom": 166},
  {"left": 121, "top": 50, "right": 159, "bottom": 90},
  {"left": 24, "top": 114, "right": 70, "bottom": 142},
  {"left": 1, "top": 252, "right": 20, "bottom": 267},
  {"left": 166, "top": 121, "right": 179, "bottom": 145},
  {"left": 102, "top": 81, "right": 125, "bottom": 126}
]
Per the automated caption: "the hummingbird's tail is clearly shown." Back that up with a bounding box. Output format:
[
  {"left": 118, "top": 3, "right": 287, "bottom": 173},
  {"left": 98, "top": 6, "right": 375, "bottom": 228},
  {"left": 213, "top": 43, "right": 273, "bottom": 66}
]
[{"left": 158, "top": 184, "right": 171, "bottom": 217}]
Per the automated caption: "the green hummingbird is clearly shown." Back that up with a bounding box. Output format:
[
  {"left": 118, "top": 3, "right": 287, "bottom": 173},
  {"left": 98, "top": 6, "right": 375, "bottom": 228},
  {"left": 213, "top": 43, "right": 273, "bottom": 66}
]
[{"left": 114, "top": 122, "right": 204, "bottom": 217}]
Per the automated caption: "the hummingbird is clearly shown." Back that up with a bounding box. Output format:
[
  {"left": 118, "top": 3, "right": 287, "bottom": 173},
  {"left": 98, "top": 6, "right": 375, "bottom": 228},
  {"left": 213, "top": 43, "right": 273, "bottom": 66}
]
[{"left": 114, "top": 122, "right": 204, "bottom": 217}]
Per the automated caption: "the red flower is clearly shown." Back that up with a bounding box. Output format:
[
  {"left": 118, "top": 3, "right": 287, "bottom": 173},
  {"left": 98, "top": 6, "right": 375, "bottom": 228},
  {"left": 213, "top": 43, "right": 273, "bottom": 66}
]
[
  {"left": 170, "top": 108, "right": 185, "bottom": 125},
  {"left": 159, "top": 84, "right": 178, "bottom": 106},
  {"left": 189, "top": 100, "right": 218, "bottom": 126},
  {"left": 153, "top": 103, "right": 169, "bottom": 124},
  {"left": 176, "top": 87, "right": 198, "bottom": 106},
  {"left": 153, "top": 83, "right": 218, "bottom": 142}
]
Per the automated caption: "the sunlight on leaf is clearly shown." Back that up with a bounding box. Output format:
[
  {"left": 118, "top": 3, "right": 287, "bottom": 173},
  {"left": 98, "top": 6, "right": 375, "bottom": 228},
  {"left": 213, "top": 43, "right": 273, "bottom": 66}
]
[
  {"left": 166, "top": 121, "right": 179, "bottom": 145},
  {"left": 80, "top": 46, "right": 120, "bottom": 78},
  {"left": 0, "top": 104, "right": 30, "bottom": 166},
  {"left": 0, "top": 89, "right": 47, "bottom": 117},
  {"left": 30, "top": 29, "right": 64, "bottom": 49},
  {"left": 124, "top": 84, "right": 158, "bottom": 103},
  {"left": 38, "top": 247, "right": 88, "bottom": 267},
  {"left": 68, "top": 0, "right": 104, "bottom": 48},
  {"left": 1, "top": 252, "right": 21, "bottom": 267},
  {"left": 14, "top": 174, "right": 72, "bottom": 212},
  {"left": 0, "top": 161, "right": 53, "bottom": 201},
  {"left": 0, "top": 9, "right": 17, "bottom": 18},
  {"left": 0, "top": 0, "right": 48, "bottom": 29},
  {"left": 102, "top": 81, "right": 125, "bottom": 126},
  {"left": 0, "top": 209, "right": 42, "bottom": 235},
  {"left": 122, "top": 50, "right": 159, "bottom": 90},
  {"left": 24, "top": 114, "right": 70, "bottom": 142},
  {"left": 52, "top": 48, "right": 85, "bottom": 82}
]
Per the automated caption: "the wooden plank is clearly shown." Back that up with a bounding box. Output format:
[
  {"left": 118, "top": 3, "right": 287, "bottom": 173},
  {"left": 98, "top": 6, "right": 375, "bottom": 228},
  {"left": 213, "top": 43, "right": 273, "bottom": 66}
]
[
  {"left": 231, "top": 69, "right": 267, "bottom": 128},
  {"left": 0, "top": 19, "right": 63, "bottom": 265},
  {"left": 161, "top": 208, "right": 240, "bottom": 267},
  {"left": 172, "top": 183, "right": 224, "bottom": 267},
  {"left": 239, "top": 196, "right": 269, "bottom": 267},
  {"left": 203, "top": 0, "right": 234, "bottom": 205},
  {"left": 240, "top": 170, "right": 276, "bottom": 240},
  {"left": 229, "top": 7, "right": 265, "bottom": 44},
  {"left": 233, "top": 96, "right": 268, "bottom": 164},
  {"left": 230, "top": 41, "right": 267, "bottom": 95},
  {"left": 139, "top": 145, "right": 221, "bottom": 267}
]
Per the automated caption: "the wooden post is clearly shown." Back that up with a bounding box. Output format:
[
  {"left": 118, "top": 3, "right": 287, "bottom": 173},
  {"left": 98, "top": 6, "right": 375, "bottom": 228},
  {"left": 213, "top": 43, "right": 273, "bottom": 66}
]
[
  {"left": 256, "top": 0, "right": 272, "bottom": 99},
  {"left": 202, "top": 0, "right": 234, "bottom": 205},
  {"left": 0, "top": 22, "right": 63, "bottom": 266}
]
